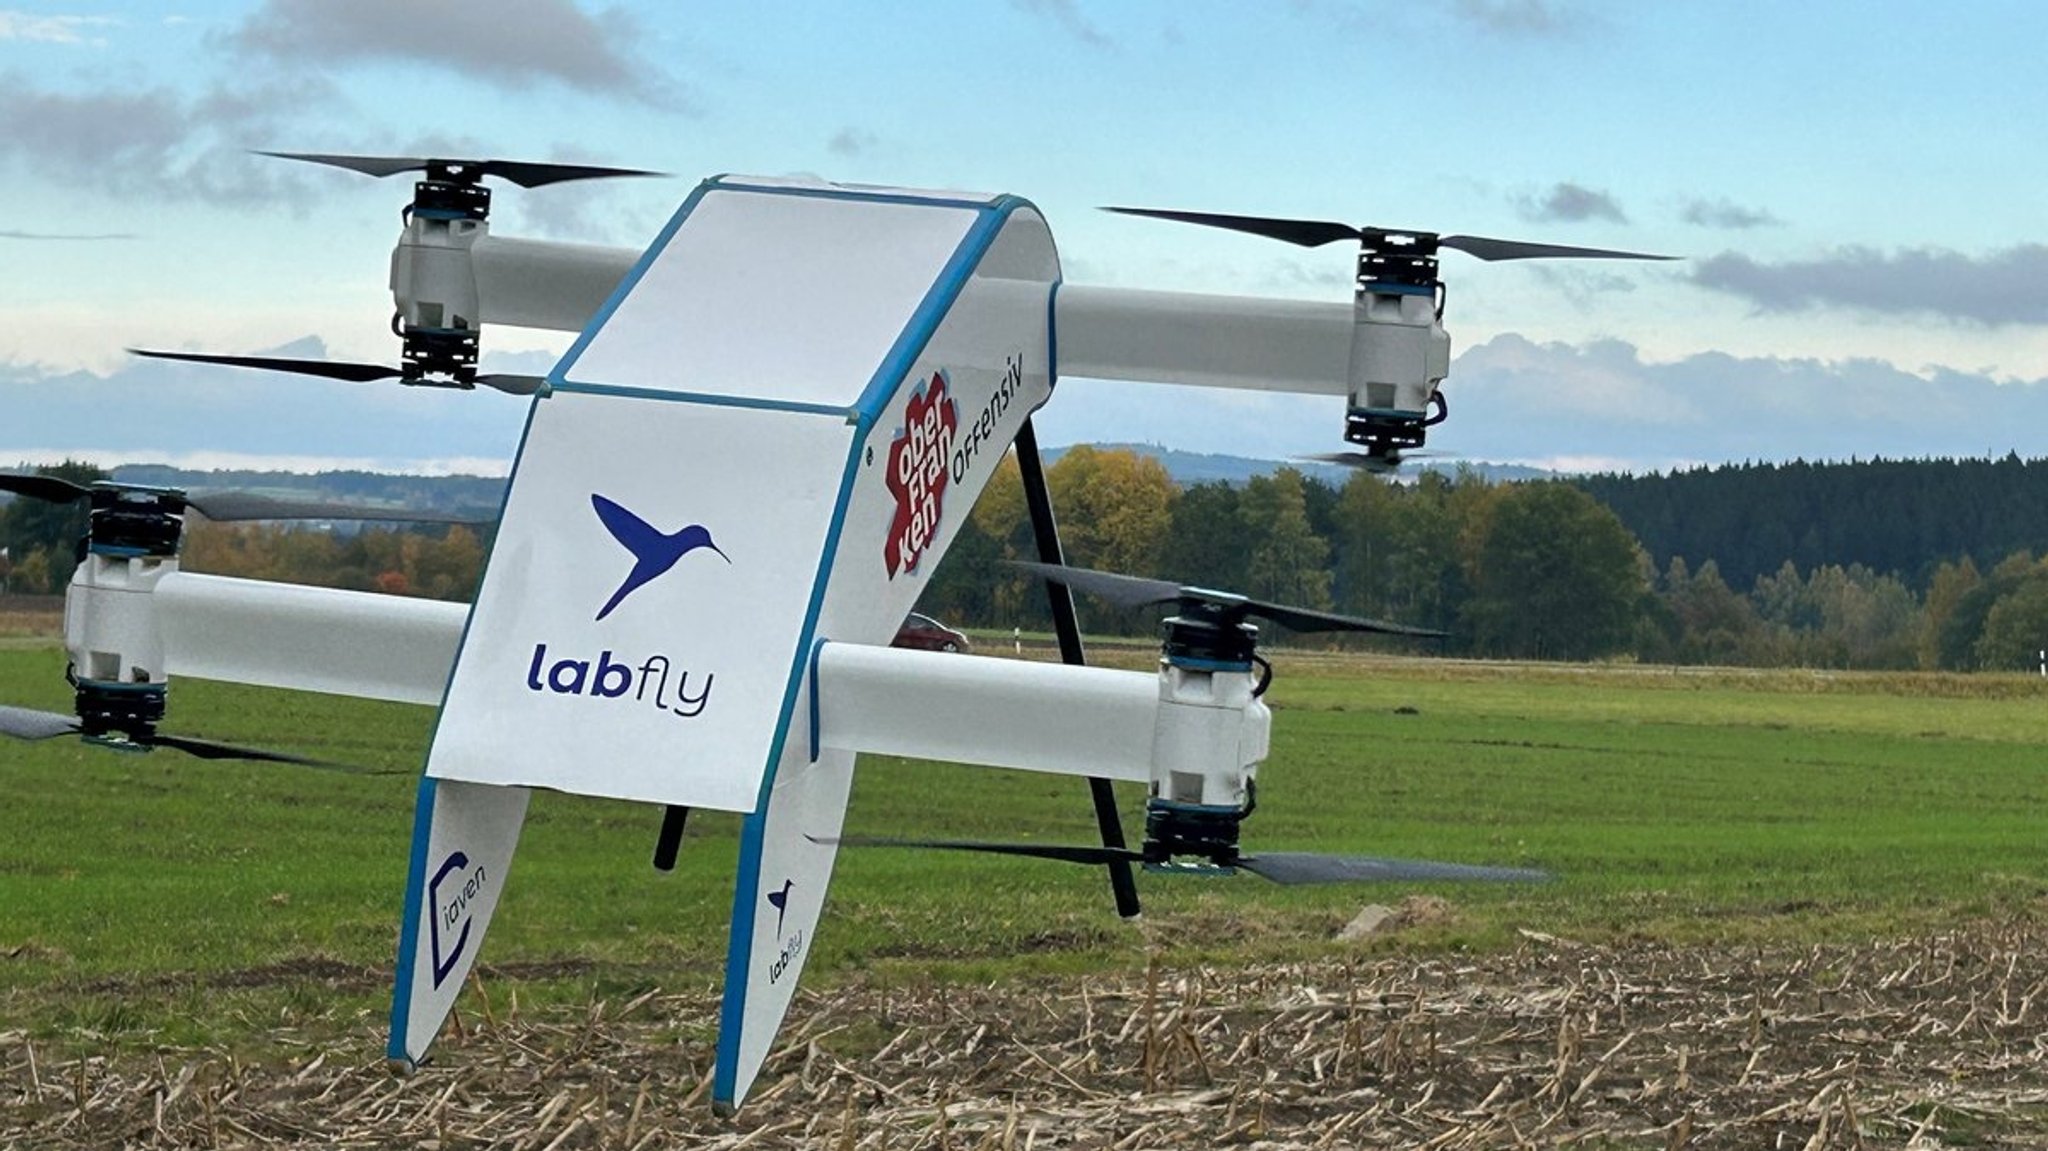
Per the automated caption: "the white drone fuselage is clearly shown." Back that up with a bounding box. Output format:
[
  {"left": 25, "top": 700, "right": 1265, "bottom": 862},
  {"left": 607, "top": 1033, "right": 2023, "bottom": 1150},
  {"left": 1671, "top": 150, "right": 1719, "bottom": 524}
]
[{"left": 58, "top": 175, "right": 1452, "bottom": 1112}]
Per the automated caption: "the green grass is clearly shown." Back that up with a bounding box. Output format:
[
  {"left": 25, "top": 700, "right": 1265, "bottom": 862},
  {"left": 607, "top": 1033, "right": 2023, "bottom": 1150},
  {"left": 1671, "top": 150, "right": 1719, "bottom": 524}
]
[{"left": 5, "top": 640, "right": 2048, "bottom": 1056}]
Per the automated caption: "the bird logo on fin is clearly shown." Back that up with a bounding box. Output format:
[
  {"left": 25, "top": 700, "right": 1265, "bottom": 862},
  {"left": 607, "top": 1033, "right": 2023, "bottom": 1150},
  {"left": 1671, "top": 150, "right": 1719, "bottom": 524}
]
[
  {"left": 766, "top": 878, "right": 794, "bottom": 936},
  {"left": 591, "top": 494, "right": 728, "bottom": 621}
]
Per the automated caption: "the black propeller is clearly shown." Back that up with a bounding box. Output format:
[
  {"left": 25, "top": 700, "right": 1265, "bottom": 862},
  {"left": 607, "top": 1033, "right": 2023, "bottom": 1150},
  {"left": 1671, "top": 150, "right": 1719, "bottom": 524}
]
[
  {"left": 821, "top": 836, "right": 1548, "bottom": 885},
  {"left": 128, "top": 348, "right": 546, "bottom": 397},
  {"left": 0, "top": 703, "right": 376, "bottom": 769},
  {"left": 258, "top": 151, "right": 664, "bottom": 189},
  {"left": 0, "top": 472, "right": 490, "bottom": 524},
  {"left": 1298, "top": 449, "right": 1443, "bottom": 476},
  {"left": 1009, "top": 560, "right": 1444, "bottom": 638},
  {"left": 1104, "top": 207, "right": 1676, "bottom": 263}
]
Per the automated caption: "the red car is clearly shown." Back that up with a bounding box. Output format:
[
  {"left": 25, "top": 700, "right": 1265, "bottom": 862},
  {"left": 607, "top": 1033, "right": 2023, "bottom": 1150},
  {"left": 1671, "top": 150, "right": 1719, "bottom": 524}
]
[{"left": 892, "top": 612, "right": 971, "bottom": 652}]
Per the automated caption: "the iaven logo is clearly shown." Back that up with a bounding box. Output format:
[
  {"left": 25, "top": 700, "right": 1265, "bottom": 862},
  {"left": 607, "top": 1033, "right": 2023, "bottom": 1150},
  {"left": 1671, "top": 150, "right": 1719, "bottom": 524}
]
[
  {"left": 429, "top": 850, "right": 489, "bottom": 988},
  {"left": 885, "top": 372, "right": 957, "bottom": 578},
  {"left": 524, "top": 494, "right": 724, "bottom": 719}
]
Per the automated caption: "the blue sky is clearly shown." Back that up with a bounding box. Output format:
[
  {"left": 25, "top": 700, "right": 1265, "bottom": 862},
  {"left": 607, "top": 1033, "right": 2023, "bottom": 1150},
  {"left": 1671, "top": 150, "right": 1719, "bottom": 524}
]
[{"left": 5, "top": 1, "right": 2048, "bottom": 474}]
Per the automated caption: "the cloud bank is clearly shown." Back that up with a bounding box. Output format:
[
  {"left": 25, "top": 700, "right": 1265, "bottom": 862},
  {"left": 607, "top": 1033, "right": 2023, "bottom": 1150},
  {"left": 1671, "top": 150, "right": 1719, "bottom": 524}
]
[
  {"left": 1692, "top": 245, "right": 2048, "bottom": 326},
  {"left": 228, "top": 0, "right": 680, "bottom": 107}
]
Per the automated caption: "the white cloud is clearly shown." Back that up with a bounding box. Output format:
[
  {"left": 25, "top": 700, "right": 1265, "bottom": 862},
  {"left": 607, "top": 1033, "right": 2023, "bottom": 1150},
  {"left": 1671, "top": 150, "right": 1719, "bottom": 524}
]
[{"left": 0, "top": 11, "right": 116, "bottom": 45}]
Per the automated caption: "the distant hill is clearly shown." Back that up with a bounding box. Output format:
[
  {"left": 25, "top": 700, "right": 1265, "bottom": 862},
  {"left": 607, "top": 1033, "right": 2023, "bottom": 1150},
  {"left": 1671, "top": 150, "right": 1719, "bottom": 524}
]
[
  {"left": 1043, "top": 443, "right": 1554, "bottom": 487},
  {"left": 104, "top": 465, "right": 506, "bottom": 518},
  {"left": 0, "top": 451, "right": 1557, "bottom": 516}
]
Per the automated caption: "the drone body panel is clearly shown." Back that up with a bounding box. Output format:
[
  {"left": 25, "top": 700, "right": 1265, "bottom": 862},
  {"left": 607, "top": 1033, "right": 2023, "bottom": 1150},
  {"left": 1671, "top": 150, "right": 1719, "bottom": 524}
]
[
  {"left": 425, "top": 392, "right": 849, "bottom": 812},
  {"left": 555, "top": 177, "right": 990, "bottom": 409},
  {"left": 712, "top": 189, "right": 1061, "bottom": 1110}
]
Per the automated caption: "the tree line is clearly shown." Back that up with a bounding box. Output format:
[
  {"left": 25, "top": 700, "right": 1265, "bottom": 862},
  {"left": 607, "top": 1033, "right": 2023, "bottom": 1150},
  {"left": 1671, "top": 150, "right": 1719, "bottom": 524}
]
[
  {"left": 14, "top": 451, "right": 2048, "bottom": 671},
  {"left": 0, "top": 460, "right": 486, "bottom": 604},
  {"left": 923, "top": 447, "right": 2048, "bottom": 671},
  {"left": 1576, "top": 454, "right": 2048, "bottom": 594}
]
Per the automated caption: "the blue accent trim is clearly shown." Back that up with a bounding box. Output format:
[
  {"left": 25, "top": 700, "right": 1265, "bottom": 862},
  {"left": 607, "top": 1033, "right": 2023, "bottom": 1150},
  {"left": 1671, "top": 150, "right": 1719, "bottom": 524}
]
[
  {"left": 385, "top": 387, "right": 546, "bottom": 1064},
  {"left": 712, "top": 189, "right": 1042, "bottom": 1110},
  {"left": 386, "top": 774, "right": 441, "bottom": 1061},
  {"left": 548, "top": 178, "right": 720, "bottom": 392},
  {"left": 1046, "top": 277, "right": 1062, "bottom": 391},
  {"left": 713, "top": 430, "right": 868, "bottom": 1107},
  {"left": 1165, "top": 655, "right": 1256, "bottom": 673},
  {"left": 806, "top": 639, "right": 828, "bottom": 764},
  {"left": 1363, "top": 282, "right": 1435, "bottom": 297},
  {"left": 709, "top": 177, "right": 1003, "bottom": 214},
  {"left": 849, "top": 197, "right": 1032, "bottom": 423},
  {"left": 70, "top": 679, "right": 162, "bottom": 694},
  {"left": 1351, "top": 408, "right": 1429, "bottom": 420},
  {"left": 1148, "top": 796, "right": 1248, "bottom": 816},
  {"left": 551, "top": 379, "right": 853, "bottom": 418}
]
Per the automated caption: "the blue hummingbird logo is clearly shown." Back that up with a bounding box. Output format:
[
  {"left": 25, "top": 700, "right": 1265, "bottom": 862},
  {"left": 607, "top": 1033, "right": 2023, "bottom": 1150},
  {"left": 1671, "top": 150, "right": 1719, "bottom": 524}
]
[
  {"left": 767, "top": 878, "right": 794, "bottom": 936},
  {"left": 591, "top": 494, "right": 728, "bottom": 621}
]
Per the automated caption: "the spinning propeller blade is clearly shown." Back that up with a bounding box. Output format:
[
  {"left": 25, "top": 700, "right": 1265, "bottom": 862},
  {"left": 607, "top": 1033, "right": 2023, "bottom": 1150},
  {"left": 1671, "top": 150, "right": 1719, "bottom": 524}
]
[
  {"left": 129, "top": 348, "right": 546, "bottom": 396},
  {"left": 0, "top": 471, "right": 487, "bottom": 524},
  {"left": 0, "top": 704, "right": 86, "bottom": 741},
  {"left": 131, "top": 348, "right": 399, "bottom": 383},
  {"left": 0, "top": 473, "right": 91, "bottom": 504},
  {"left": 1235, "top": 852, "right": 1550, "bottom": 885},
  {"left": 1104, "top": 206, "right": 1676, "bottom": 262},
  {"left": 259, "top": 151, "right": 663, "bottom": 188},
  {"left": 0, "top": 704, "right": 367, "bottom": 767},
  {"left": 822, "top": 836, "right": 1145, "bottom": 867},
  {"left": 1297, "top": 450, "right": 1443, "bottom": 476},
  {"left": 1010, "top": 561, "right": 1182, "bottom": 611},
  {"left": 181, "top": 493, "right": 491, "bottom": 525},
  {"left": 1009, "top": 560, "right": 1445, "bottom": 638},
  {"left": 143, "top": 732, "right": 330, "bottom": 766},
  {"left": 824, "top": 836, "right": 1547, "bottom": 884}
]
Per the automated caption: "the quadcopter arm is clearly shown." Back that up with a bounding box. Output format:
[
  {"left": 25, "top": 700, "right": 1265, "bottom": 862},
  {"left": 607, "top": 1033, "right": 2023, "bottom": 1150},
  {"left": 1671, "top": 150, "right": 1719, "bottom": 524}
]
[
  {"left": 154, "top": 572, "right": 464, "bottom": 704},
  {"left": 811, "top": 641, "right": 1271, "bottom": 800},
  {"left": 1054, "top": 285, "right": 1356, "bottom": 396},
  {"left": 468, "top": 235, "right": 640, "bottom": 332},
  {"left": 811, "top": 641, "right": 1157, "bottom": 781},
  {"left": 419, "top": 234, "right": 1441, "bottom": 405}
]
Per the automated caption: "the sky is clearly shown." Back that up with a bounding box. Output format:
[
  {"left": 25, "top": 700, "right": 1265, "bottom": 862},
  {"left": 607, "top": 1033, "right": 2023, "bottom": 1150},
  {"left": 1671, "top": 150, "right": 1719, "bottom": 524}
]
[{"left": 6, "top": 1, "right": 2048, "bottom": 476}]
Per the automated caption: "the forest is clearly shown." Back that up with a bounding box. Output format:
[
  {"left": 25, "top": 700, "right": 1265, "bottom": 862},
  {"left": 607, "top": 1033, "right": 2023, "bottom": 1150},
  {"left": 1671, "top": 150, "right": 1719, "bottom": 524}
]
[{"left": 9, "top": 452, "right": 2048, "bottom": 672}]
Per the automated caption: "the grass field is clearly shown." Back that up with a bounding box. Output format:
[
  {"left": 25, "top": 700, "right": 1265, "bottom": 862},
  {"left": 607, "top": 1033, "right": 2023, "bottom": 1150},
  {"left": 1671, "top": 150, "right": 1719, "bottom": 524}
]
[{"left": 6, "top": 631, "right": 2048, "bottom": 1146}]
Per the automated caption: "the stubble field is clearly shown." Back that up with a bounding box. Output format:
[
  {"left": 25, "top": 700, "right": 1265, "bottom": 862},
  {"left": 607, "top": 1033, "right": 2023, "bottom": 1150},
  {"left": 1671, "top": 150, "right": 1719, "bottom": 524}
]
[{"left": 5, "top": 621, "right": 2048, "bottom": 1147}]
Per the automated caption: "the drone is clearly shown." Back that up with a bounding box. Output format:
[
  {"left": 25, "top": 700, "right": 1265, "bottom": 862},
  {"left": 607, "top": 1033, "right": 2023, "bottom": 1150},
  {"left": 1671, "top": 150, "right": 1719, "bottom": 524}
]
[{"left": 5, "top": 154, "right": 1670, "bottom": 1112}]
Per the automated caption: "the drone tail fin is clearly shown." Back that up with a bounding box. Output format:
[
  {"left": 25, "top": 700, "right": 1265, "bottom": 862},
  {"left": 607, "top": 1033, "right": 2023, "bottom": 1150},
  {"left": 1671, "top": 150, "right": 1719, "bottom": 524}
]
[
  {"left": 389, "top": 779, "right": 531, "bottom": 1070},
  {"left": 711, "top": 747, "right": 855, "bottom": 1113}
]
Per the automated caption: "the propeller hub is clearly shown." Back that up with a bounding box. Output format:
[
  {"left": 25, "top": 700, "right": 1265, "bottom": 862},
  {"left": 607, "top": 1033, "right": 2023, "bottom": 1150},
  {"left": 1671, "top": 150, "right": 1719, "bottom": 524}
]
[
  {"left": 1143, "top": 796, "right": 1250, "bottom": 867},
  {"left": 1353, "top": 230, "right": 1443, "bottom": 295},
  {"left": 410, "top": 176, "right": 492, "bottom": 223},
  {"left": 397, "top": 325, "right": 481, "bottom": 386},
  {"left": 84, "top": 485, "right": 185, "bottom": 559},
  {"left": 1161, "top": 596, "right": 1260, "bottom": 668},
  {"left": 70, "top": 677, "right": 165, "bottom": 744}
]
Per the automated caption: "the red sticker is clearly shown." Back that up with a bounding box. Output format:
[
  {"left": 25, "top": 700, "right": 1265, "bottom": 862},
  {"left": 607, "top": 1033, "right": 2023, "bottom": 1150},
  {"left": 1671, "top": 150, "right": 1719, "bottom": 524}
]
[{"left": 885, "top": 372, "right": 957, "bottom": 578}]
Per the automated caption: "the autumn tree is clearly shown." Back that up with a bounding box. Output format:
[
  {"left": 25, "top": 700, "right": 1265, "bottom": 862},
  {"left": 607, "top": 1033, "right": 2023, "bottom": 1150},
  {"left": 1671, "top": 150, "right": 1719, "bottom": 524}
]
[
  {"left": 1919, "top": 557, "right": 1981, "bottom": 670},
  {"left": 1159, "top": 481, "right": 1246, "bottom": 594},
  {"left": 1238, "top": 467, "right": 1331, "bottom": 612},
  {"left": 1974, "top": 562, "right": 2048, "bottom": 671},
  {"left": 1461, "top": 482, "right": 1644, "bottom": 660}
]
